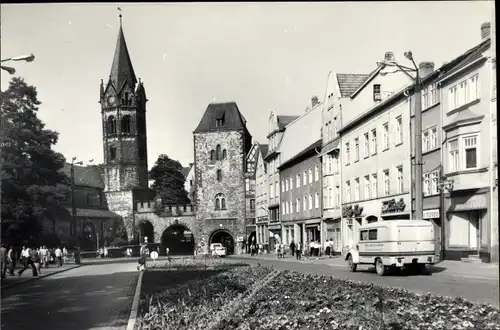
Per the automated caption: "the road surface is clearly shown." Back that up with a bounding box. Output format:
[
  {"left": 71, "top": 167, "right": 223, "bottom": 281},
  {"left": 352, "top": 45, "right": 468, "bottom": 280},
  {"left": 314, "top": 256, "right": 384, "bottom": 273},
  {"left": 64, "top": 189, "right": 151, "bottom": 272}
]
[
  {"left": 1, "top": 263, "right": 138, "bottom": 330},
  {"left": 229, "top": 255, "right": 500, "bottom": 307}
]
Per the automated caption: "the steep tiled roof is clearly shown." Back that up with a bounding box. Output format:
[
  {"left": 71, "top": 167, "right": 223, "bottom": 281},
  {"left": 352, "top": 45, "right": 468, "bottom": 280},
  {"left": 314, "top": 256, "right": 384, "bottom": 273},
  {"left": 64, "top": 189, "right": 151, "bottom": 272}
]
[
  {"left": 277, "top": 115, "right": 299, "bottom": 129},
  {"left": 109, "top": 24, "right": 137, "bottom": 91},
  {"left": 439, "top": 38, "right": 490, "bottom": 82},
  {"left": 60, "top": 163, "right": 104, "bottom": 188},
  {"left": 336, "top": 73, "right": 371, "bottom": 97},
  {"left": 194, "top": 102, "right": 248, "bottom": 133},
  {"left": 259, "top": 144, "right": 269, "bottom": 159},
  {"left": 181, "top": 166, "right": 191, "bottom": 178},
  {"left": 279, "top": 104, "right": 323, "bottom": 167}
]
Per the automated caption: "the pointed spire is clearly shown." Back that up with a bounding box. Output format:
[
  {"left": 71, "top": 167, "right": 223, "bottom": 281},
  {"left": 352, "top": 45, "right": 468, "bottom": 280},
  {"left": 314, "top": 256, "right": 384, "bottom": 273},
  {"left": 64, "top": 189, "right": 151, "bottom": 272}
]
[{"left": 109, "top": 11, "right": 137, "bottom": 91}]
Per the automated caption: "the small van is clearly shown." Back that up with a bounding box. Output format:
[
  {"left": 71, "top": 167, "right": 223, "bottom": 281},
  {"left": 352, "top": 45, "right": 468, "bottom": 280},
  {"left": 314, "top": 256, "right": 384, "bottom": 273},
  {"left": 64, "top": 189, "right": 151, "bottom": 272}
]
[{"left": 345, "top": 219, "right": 436, "bottom": 276}]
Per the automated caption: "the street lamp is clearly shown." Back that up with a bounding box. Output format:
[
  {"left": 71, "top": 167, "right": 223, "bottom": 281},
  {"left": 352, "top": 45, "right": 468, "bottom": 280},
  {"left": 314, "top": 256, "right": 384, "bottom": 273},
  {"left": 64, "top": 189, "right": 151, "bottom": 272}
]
[
  {"left": 377, "top": 50, "right": 424, "bottom": 221},
  {"left": 1, "top": 53, "right": 35, "bottom": 75},
  {"left": 70, "top": 157, "right": 93, "bottom": 236}
]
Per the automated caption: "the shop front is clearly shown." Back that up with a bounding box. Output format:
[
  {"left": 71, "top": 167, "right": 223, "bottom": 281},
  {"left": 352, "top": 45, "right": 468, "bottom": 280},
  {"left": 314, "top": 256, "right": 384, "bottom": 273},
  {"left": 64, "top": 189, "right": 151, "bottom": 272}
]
[
  {"left": 423, "top": 208, "right": 442, "bottom": 258},
  {"left": 323, "top": 217, "right": 341, "bottom": 255},
  {"left": 268, "top": 221, "right": 281, "bottom": 252},
  {"left": 342, "top": 193, "right": 411, "bottom": 254},
  {"left": 444, "top": 188, "right": 491, "bottom": 262}
]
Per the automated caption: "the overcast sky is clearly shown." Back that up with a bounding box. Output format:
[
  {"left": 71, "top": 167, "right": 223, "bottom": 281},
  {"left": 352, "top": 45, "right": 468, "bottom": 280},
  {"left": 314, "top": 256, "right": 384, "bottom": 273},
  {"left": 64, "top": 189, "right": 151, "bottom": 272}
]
[{"left": 0, "top": 2, "right": 493, "bottom": 169}]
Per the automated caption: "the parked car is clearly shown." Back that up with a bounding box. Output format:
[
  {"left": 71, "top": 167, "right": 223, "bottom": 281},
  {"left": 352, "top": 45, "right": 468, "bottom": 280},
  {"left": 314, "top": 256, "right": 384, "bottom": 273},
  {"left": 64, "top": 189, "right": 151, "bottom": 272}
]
[
  {"left": 345, "top": 219, "right": 436, "bottom": 276},
  {"left": 210, "top": 243, "right": 227, "bottom": 257}
]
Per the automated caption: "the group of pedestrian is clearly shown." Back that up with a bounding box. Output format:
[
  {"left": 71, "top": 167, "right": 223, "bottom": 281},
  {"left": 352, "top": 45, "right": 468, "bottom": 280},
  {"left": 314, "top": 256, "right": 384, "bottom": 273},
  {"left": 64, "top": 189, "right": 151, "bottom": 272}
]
[
  {"left": 0, "top": 244, "right": 67, "bottom": 281},
  {"left": 97, "top": 246, "right": 109, "bottom": 258}
]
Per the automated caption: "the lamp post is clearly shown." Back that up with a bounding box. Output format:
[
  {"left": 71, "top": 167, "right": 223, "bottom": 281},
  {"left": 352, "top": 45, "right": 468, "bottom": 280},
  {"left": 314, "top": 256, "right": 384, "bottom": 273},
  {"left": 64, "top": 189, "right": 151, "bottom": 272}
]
[
  {"left": 437, "top": 179, "right": 454, "bottom": 260},
  {"left": 377, "top": 51, "right": 424, "bottom": 220},
  {"left": 1, "top": 54, "right": 35, "bottom": 75},
  {"left": 70, "top": 157, "right": 93, "bottom": 237}
]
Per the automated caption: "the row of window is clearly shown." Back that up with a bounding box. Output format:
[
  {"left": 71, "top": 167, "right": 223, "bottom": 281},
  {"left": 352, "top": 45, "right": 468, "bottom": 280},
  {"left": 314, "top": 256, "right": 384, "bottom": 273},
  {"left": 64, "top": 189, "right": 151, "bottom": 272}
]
[
  {"left": 345, "top": 166, "right": 403, "bottom": 203},
  {"left": 344, "top": 116, "right": 403, "bottom": 165},
  {"left": 210, "top": 145, "right": 227, "bottom": 161},
  {"left": 282, "top": 192, "right": 320, "bottom": 215},
  {"left": 107, "top": 145, "right": 146, "bottom": 161},
  {"left": 106, "top": 115, "right": 132, "bottom": 134},
  {"left": 448, "top": 134, "right": 479, "bottom": 172},
  {"left": 281, "top": 166, "right": 320, "bottom": 192},
  {"left": 323, "top": 152, "right": 340, "bottom": 175},
  {"left": 448, "top": 74, "right": 479, "bottom": 111}
]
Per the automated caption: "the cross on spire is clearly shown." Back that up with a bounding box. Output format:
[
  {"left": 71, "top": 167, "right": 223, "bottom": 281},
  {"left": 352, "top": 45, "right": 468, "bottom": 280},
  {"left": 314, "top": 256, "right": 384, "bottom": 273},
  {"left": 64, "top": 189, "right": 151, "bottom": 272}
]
[{"left": 118, "top": 7, "right": 123, "bottom": 27}]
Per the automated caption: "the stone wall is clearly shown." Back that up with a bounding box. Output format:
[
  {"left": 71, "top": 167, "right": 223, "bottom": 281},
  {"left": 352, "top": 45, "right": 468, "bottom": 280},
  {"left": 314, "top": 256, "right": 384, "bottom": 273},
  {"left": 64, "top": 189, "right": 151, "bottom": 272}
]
[
  {"left": 105, "top": 190, "right": 135, "bottom": 240},
  {"left": 193, "top": 130, "right": 247, "bottom": 252}
]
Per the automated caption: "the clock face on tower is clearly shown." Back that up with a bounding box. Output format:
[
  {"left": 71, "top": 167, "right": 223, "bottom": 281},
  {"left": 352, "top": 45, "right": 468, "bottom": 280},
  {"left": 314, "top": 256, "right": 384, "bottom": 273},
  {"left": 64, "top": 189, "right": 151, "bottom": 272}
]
[{"left": 107, "top": 96, "right": 117, "bottom": 107}]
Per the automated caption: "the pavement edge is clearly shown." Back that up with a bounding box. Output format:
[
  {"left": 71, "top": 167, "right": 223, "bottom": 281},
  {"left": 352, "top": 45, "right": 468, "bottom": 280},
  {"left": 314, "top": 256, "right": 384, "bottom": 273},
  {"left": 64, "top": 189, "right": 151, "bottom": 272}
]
[
  {"left": 126, "top": 271, "right": 144, "bottom": 330},
  {"left": 1, "top": 264, "right": 82, "bottom": 291}
]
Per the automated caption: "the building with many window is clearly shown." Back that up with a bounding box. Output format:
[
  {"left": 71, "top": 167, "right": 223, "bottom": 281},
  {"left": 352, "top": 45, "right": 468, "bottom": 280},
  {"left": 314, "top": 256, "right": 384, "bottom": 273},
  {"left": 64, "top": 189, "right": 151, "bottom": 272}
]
[
  {"left": 278, "top": 97, "right": 323, "bottom": 248},
  {"left": 244, "top": 143, "right": 259, "bottom": 248},
  {"left": 264, "top": 112, "right": 299, "bottom": 251},
  {"left": 254, "top": 143, "right": 269, "bottom": 249},
  {"left": 440, "top": 24, "right": 497, "bottom": 263},
  {"left": 337, "top": 66, "right": 414, "bottom": 251}
]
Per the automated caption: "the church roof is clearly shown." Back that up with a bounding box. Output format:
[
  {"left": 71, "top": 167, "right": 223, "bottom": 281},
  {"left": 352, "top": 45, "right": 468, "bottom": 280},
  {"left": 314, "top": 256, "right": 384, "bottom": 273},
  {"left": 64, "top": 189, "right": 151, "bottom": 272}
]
[
  {"left": 194, "top": 102, "right": 248, "bottom": 133},
  {"left": 109, "top": 21, "right": 137, "bottom": 91},
  {"left": 60, "top": 163, "right": 104, "bottom": 188}
]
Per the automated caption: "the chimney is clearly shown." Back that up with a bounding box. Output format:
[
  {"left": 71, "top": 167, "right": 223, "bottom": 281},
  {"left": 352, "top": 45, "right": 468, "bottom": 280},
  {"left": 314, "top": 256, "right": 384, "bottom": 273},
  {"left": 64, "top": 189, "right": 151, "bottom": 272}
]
[
  {"left": 481, "top": 22, "right": 491, "bottom": 39},
  {"left": 311, "top": 96, "right": 319, "bottom": 107},
  {"left": 418, "top": 62, "right": 435, "bottom": 79}
]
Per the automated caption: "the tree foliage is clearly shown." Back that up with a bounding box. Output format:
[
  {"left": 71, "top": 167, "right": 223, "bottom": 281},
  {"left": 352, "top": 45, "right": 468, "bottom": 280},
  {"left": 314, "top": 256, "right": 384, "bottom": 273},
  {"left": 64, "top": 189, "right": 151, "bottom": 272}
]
[
  {"left": 1, "top": 77, "right": 69, "bottom": 244},
  {"left": 149, "top": 154, "right": 190, "bottom": 206}
]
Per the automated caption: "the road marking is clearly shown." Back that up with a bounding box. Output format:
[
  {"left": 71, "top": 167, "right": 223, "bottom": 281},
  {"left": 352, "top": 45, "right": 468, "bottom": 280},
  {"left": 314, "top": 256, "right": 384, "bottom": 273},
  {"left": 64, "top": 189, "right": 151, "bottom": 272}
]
[{"left": 126, "top": 271, "right": 144, "bottom": 330}]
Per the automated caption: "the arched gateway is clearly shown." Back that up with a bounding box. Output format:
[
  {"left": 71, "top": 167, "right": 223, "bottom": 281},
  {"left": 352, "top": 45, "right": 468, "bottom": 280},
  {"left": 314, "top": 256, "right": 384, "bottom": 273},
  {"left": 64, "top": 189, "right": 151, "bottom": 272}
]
[
  {"left": 209, "top": 229, "right": 235, "bottom": 255},
  {"left": 161, "top": 224, "right": 195, "bottom": 255}
]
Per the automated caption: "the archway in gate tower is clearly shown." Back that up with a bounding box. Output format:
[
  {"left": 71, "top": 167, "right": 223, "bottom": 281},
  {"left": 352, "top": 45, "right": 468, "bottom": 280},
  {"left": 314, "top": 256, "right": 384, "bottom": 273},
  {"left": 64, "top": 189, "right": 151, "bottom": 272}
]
[
  {"left": 161, "top": 224, "right": 195, "bottom": 255},
  {"left": 209, "top": 229, "right": 235, "bottom": 255},
  {"left": 138, "top": 220, "right": 155, "bottom": 243}
]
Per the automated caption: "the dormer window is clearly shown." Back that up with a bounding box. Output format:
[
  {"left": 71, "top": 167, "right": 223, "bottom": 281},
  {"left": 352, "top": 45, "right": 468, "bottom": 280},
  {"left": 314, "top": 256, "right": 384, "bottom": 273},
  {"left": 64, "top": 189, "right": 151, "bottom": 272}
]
[
  {"left": 373, "top": 84, "right": 381, "bottom": 102},
  {"left": 215, "top": 110, "right": 225, "bottom": 127}
]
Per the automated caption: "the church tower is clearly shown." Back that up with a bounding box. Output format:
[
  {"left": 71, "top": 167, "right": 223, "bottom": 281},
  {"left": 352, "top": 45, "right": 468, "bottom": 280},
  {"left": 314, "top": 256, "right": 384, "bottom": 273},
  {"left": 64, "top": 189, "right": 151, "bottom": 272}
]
[{"left": 100, "top": 14, "right": 149, "bottom": 240}]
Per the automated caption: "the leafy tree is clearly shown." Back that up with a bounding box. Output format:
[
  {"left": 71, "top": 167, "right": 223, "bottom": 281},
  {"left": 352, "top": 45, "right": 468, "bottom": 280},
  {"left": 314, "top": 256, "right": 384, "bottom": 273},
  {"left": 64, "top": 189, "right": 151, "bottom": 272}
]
[
  {"left": 1, "top": 77, "right": 69, "bottom": 244},
  {"left": 149, "top": 154, "right": 190, "bottom": 207}
]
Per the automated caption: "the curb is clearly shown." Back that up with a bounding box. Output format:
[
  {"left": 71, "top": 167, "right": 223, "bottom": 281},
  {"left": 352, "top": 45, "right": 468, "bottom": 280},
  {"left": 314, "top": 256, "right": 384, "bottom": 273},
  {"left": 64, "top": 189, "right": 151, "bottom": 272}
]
[
  {"left": 1, "top": 265, "right": 82, "bottom": 291},
  {"left": 126, "top": 271, "right": 144, "bottom": 330}
]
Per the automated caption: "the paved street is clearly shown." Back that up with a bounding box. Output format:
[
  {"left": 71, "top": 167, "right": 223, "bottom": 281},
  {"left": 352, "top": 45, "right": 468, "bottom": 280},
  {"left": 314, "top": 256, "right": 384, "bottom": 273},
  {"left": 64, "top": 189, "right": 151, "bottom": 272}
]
[
  {"left": 1, "top": 263, "right": 139, "bottom": 330},
  {"left": 229, "top": 255, "right": 500, "bottom": 307}
]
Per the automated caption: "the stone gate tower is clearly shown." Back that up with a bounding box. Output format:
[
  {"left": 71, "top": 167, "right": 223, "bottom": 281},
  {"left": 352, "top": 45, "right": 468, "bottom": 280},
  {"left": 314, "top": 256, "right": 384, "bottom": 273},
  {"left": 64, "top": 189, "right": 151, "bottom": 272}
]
[
  {"left": 100, "top": 15, "right": 150, "bottom": 241},
  {"left": 193, "top": 102, "right": 252, "bottom": 254}
]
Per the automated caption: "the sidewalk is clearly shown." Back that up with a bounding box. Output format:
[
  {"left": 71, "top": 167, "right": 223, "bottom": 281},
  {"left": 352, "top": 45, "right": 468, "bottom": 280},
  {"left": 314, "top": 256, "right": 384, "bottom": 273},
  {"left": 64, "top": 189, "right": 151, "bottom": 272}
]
[
  {"left": 1, "top": 264, "right": 81, "bottom": 291},
  {"left": 232, "top": 253, "right": 499, "bottom": 279}
]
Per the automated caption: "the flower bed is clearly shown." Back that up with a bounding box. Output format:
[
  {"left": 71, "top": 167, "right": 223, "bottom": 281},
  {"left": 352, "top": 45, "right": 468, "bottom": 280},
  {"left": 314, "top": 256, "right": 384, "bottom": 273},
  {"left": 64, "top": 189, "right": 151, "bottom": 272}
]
[
  {"left": 221, "top": 271, "right": 500, "bottom": 330},
  {"left": 135, "top": 264, "right": 274, "bottom": 330},
  {"left": 136, "top": 266, "right": 500, "bottom": 330}
]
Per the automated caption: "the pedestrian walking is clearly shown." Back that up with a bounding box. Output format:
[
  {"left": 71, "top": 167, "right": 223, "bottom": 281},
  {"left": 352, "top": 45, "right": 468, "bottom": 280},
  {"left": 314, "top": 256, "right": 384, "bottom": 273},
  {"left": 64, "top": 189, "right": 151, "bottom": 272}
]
[
  {"left": 18, "top": 246, "right": 37, "bottom": 277},
  {"left": 55, "top": 246, "right": 63, "bottom": 267},
  {"left": 296, "top": 242, "right": 302, "bottom": 260},
  {"left": 0, "top": 244, "right": 7, "bottom": 281},
  {"left": 32, "top": 248, "right": 42, "bottom": 274},
  {"left": 289, "top": 241, "right": 296, "bottom": 257},
  {"left": 137, "top": 243, "right": 149, "bottom": 271},
  {"left": 63, "top": 246, "right": 68, "bottom": 263},
  {"left": 7, "top": 246, "right": 15, "bottom": 276}
]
